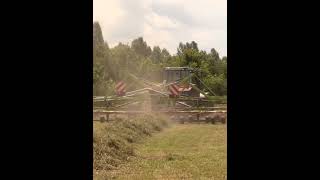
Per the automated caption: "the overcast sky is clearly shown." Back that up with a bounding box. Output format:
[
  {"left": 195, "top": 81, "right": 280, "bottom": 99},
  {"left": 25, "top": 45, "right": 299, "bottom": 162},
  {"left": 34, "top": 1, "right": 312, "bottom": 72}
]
[{"left": 93, "top": 0, "right": 227, "bottom": 57}]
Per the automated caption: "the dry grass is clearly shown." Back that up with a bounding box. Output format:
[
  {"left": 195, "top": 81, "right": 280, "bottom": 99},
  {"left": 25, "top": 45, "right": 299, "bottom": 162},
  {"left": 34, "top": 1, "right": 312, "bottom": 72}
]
[
  {"left": 99, "top": 124, "right": 227, "bottom": 180},
  {"left": 93, "top": 114, "right": 170, "bottom": 178}
]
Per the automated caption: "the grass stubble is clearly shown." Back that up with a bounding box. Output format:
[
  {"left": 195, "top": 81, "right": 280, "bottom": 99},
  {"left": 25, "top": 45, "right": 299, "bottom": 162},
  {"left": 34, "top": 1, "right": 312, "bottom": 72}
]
[{"left": 93, "top": 114, "right": 226, "bottom": 180}]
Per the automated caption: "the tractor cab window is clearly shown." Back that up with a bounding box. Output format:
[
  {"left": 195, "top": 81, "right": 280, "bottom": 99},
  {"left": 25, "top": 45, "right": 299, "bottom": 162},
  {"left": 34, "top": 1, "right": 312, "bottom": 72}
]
[
  {"left": 175, "top": 71, "right": 180, "bottom": 80},
  {"left": 181, "top": 70, "right": 187, "bottom": 79},
  {"left": 164, "top": 68, "right": 192, "bottom": 83},
  {"left": 169, "top": 71, "right": 173, "bottom": 82}
]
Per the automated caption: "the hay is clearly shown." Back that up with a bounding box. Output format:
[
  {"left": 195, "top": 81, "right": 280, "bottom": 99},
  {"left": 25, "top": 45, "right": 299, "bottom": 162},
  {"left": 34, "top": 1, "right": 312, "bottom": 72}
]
[{"left": 93, "top": 114, "right": 170, "bottom": 171}]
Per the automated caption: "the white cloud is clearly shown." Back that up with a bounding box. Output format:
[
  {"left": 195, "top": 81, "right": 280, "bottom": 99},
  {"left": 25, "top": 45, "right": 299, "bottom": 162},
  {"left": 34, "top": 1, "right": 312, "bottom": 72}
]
[
  {"left": 145, "top": 12, "right": 180, "bottom": 30},
  {"left": 93, "top": 0, "right": 227, "bottom": 57},
  {"left": 93, "top": 0, "right": 125, "bottom": 35}
]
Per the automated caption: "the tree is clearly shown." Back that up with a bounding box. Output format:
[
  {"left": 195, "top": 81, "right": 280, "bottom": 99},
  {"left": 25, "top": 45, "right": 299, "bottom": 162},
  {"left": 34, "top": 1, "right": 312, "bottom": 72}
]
[
  {"left": 221, "top": 56, "right": 227, "bottom": 78},
  {"left": 93, "top": 22, "right": 104, "bottom": 50},
  {"left": 161, "top": 48, "right": 170, "bottom": 58},
  {"left": 151, "top": 46, "right": 162, "bottom": 63},
  {"left": 93, "top": 22, "right": 115, "bottom": 95},
  {"left": 203, "top": 74, "right": 227, "bottom": 96},
  {"left": 131, "top": 37, "right": 152, "bottom": 57},
  {"left": 177, "top": 41, "right": 199, "bottom": 56},
  {"left": 109, "top": 43, "right": 138, "bottom": 81},
  {"left": 210, "top": 48, "right": 220, "bottom": 60},
  {"left": 93, "top": 22, "right": 227, "bottom": 96}
]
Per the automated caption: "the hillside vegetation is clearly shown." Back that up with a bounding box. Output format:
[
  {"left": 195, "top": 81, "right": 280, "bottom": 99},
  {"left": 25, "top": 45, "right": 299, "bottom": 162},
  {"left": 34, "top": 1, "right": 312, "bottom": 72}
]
[{"left": 93, "top": 22, "right": 227, "bottom": 97}]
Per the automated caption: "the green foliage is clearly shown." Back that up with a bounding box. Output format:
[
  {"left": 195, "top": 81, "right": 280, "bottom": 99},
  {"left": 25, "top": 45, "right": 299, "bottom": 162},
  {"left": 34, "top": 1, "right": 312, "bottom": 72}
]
[
  {"left": 203, "top": 74, "right": 227, "bottom": 96},
  {"left": 93, "top": 22, "right": 104, "bottom": 49},
  {"left": 131, "top": 37, "right": 152, "bottom": 57},
  {"left": 151, "top": 46, "right": 162, "bottom": 63},
  {"left": 93, "top": 22, "right": 227, "bottom": 96}
]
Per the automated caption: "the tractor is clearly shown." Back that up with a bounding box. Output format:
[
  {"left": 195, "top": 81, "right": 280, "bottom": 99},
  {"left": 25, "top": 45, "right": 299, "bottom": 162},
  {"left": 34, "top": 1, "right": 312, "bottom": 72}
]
[{"left": 93, "top": 67, "right": 227, "bottom": 124}]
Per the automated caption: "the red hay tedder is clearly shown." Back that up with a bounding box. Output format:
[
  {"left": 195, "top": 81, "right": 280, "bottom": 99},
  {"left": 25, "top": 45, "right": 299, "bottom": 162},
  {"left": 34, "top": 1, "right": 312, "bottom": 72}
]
[{"left": 93, "top": 67, "right": 227, "bottom": 124}]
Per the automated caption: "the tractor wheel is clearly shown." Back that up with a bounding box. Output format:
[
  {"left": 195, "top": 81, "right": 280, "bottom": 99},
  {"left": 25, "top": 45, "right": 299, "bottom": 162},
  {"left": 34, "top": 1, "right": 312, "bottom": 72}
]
[
  {"left": 211, "top": 118, "right": 216, "bottom": 124},
  {"left": 221, "top": 116, "right": 226, "bottom": 124},
  {"left": 205, "top": 116, "right": 211, "bottom": 123}
]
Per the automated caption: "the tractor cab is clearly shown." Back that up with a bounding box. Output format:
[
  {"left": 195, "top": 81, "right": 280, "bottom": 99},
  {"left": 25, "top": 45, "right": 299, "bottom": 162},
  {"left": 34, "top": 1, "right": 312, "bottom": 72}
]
[
  {"left": 163, "top": 67, "right": 192, "bottom": 84},
  {"left": 163, "top": 67, "right": 199, "bottom": 97}
]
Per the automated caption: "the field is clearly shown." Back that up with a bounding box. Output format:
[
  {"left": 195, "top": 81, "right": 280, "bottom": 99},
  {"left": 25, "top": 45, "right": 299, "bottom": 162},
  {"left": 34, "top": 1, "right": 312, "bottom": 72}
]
[
  {"left": 94, "top": 119, "right": 226, "bottom": 180},
  {"left": 93, "top": 115, "right": 170, "bottom": 176}
]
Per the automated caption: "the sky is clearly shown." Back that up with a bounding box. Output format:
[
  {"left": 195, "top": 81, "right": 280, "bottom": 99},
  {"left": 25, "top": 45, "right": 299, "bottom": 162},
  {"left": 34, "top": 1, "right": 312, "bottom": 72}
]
[{"left": 93, "top": 0, "right": 227, "bottom": 57}]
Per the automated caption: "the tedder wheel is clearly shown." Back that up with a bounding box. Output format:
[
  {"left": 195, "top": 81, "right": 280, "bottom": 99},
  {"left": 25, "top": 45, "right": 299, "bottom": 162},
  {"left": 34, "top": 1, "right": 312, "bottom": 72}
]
[
  {"left": 221, "top": 116, "right": 226, "bottom": 124},
  {"left": 211, "top": 115, "right": 219, "bottom": 124},
  {"left": 205, "top": 116, "right": 211, "bottom": 123},
  {"left": 179, "top": 116, "right": 185, "bottom": 124}
]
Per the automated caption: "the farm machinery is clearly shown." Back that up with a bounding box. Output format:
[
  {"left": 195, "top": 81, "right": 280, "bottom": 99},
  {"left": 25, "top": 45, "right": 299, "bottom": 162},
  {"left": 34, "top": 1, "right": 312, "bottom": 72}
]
[{"left": 93, "top": 67, "right": 227, "bottom": 124}]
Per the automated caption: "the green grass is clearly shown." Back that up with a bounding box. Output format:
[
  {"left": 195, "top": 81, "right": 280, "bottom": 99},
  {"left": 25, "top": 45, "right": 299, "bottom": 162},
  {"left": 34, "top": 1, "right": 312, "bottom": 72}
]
[{"left": 99, "top": 124, "right": 226, "bottom": 180}]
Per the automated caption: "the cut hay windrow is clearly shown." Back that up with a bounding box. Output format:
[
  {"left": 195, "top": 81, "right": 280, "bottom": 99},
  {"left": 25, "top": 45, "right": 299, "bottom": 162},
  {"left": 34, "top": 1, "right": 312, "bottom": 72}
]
[{"left": 93, "top": 114, "right": 170, "bottom": 172}]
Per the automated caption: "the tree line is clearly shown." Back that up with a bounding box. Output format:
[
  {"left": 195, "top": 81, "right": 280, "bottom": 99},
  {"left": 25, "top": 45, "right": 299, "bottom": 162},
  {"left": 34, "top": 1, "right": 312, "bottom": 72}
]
[{"left": 93, "top": 22, "right": 227, "bottom": 96}]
